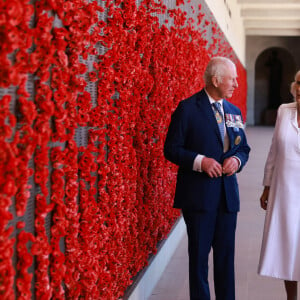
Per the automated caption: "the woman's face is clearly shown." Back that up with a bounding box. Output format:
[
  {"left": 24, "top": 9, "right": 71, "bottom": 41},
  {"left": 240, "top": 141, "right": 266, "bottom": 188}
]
[{"left": 295, "top": 72, "right": 300, "bottom": 105}]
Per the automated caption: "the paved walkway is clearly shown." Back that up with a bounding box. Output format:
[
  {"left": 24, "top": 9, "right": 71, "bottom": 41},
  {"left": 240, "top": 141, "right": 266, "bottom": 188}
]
[{"left": 148, "top": 126, "right": 288, "bottom": 300}]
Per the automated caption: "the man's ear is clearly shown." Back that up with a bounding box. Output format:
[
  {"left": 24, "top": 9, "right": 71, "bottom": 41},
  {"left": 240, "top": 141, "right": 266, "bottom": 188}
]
[{"left": 211, "top": 76, "right": 219, "bottom": 87}]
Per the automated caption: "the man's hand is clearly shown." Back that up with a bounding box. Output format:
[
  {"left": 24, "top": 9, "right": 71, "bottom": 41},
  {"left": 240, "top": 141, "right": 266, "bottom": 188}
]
[
  {"left": 201, "top": 157, "right": 223, "bottom": 178},
  {"left": 222, "top": 157, "right": 239, "bottom": 176}
]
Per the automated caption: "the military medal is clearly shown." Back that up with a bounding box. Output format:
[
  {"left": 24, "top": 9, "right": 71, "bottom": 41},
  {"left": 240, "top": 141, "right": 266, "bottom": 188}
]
[{"left": 225, "top": 113, "right": 244, "bottom": 129}]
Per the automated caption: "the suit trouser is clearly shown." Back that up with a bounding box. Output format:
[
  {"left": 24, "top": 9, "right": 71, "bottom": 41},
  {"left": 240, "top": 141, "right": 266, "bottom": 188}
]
[{"left": 182, "top": 202, "right": 237, "bottom": 300}]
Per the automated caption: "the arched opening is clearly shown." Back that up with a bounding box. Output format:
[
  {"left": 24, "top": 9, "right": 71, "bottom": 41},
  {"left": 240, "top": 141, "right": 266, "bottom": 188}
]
[{"left": 254, "top": 47, "right": 296, "bottom": 125}]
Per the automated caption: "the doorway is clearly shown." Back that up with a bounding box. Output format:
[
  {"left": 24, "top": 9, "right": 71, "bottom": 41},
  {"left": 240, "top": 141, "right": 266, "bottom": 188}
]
[{"left": 254, "top": 47, "right": 295, "bottom": 125}]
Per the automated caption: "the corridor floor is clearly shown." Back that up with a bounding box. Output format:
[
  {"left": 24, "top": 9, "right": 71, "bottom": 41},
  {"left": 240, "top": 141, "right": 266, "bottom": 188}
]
[{"left": 148, "top": 126, "right": 288, "bottom": 300}]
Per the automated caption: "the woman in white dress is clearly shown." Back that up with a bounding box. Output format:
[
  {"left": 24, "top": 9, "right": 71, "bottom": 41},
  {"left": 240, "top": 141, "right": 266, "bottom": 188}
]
[{"left": 258, "top": 70, "right": 300, "bottom": 300}]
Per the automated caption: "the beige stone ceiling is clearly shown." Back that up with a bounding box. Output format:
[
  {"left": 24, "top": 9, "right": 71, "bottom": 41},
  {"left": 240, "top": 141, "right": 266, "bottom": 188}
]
[{"left": 237, "top": 0, "right": 300, "bottom": 36}]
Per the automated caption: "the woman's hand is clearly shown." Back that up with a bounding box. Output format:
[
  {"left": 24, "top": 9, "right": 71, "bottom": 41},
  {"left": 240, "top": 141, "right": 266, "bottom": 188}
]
[{"left": 260, "top": 186, "right": 270, "bottom": 210}]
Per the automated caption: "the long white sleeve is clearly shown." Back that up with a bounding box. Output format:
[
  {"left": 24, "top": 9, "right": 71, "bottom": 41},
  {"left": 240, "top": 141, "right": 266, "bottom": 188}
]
[{"left": 263, "top": 106, "right": 283, "bottom": 186}]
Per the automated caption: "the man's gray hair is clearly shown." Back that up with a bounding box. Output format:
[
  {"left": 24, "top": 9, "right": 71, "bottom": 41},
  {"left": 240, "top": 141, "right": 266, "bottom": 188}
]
[{"left": 204, "top": 56, "right": 236, "bottom": 85}]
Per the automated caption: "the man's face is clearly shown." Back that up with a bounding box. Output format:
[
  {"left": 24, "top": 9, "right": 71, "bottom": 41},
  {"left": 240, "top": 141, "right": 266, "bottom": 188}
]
[{"left": 215, "top": 64, "right": 238, "bottom": 99}]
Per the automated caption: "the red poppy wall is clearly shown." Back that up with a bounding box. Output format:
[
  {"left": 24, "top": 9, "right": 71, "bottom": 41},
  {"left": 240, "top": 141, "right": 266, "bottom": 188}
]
[{"left": 0, "top": 0, "right": 247, "bottom": 299}]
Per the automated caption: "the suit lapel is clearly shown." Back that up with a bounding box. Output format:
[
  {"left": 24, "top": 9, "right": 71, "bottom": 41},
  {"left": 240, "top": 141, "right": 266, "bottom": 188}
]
[
  {"left": 196, "top": 89, "right": 223, "bottom": 145},
  {"left": 223, "top": 100, "right": 235, "bottom": 148},
  {"left": 290, "top": 106, "right": 298, "bottom": 131}
]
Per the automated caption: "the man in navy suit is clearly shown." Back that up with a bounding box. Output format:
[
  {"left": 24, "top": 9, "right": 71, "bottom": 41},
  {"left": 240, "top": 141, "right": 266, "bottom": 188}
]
[{"left": 164, "top": 57, "right": 250, "bottom": 300}]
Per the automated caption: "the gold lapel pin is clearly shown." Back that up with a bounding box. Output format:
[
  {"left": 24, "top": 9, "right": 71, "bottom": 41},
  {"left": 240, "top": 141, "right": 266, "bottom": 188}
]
[{"left": 234, "top": 135, "right": 241, "bottom": 145}]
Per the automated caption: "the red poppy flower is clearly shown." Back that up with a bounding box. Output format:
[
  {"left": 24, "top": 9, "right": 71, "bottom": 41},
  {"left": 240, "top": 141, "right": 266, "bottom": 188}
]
[{"left": 0, "top": 0, "right": 248, "bottom": 297}]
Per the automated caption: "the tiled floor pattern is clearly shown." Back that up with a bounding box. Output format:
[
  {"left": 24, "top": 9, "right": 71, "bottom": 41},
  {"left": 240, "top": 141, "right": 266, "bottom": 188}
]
[{"left": 148, "top": 126, "right": 288, "bottom": 300}]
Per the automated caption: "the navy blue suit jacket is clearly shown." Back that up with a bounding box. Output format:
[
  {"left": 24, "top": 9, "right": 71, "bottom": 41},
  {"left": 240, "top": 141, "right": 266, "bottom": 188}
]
[{"left": 164, "top": 89, "right": 250, "bottom": 212}]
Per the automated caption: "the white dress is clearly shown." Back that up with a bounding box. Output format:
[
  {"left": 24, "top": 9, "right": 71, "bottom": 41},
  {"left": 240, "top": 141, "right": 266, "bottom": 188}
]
[{"left": 258, "top": 102, "right": 300, "bottom": 281}]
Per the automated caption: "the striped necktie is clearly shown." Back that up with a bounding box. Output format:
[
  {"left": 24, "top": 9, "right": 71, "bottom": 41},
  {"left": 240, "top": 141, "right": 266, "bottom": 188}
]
[{"left": 212, "top": 102, "right": 225, "bottom": 142}]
